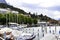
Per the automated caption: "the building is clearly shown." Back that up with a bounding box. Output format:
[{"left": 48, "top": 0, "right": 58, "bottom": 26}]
[
  {"left": 38, "top": 21, "right": 49, "bottom": 26},
  {"left": 0, "top": 8, "right": 19, "bottom": 14},
  {"left": 37, "top": 20, "right": 49, "bottom": 26}
]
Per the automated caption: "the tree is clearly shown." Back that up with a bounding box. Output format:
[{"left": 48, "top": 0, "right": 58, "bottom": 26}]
[
  {"left": 0, "top": 14, "right": 6, "bottom": 24},
  {"left": 27, "top": 17, "right": 32, "bottom": 24},
  {"left": 0, "top": 13, "right": 38, "bottom": 25},
  {"left": 24, "top": 16, "right": 28, "bottom": 24},
  {"left": 33, "top": 18, "right": 37, "bottom": 24}
]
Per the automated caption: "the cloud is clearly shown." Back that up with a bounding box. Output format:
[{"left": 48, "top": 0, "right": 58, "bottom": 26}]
[
  {"left": 21, "top": 0, "right": 60, "bottom": 7},
  {"left": 6, "top": 0, "right": 60, "bottom": 8},
  {"left": 47, "top": 6, "right": 60, "bottom": 11},
  {"left": 53, "top": 11, "right": 60, "bottom": 20},
  {"left": 21, "top": 3, "right": 40, "bottom": 9},
  {"left": 5, "top": 0, "right": 60, "bottom": 20}
]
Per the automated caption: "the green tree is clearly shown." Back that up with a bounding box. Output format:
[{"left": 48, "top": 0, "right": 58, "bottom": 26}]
[
  {"left": 33, "top": 18, "right": 37, "bottom": 24},
  {"left": 0, "top": 14, "right": 6, "bottom": 24},
  {"left": 27, "top": 17, "right": 32, "bottom": 24}
]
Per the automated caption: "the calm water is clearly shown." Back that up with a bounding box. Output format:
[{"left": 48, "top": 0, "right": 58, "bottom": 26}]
[
  {"left": 1, "top": 25, "right": 60, "bottom": 40},
  {"left": 22, "top": 26, "right": 60, "bottom": 40}
]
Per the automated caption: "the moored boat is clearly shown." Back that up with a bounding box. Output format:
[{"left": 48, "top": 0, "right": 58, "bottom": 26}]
[{"left": 0, "top": 27, "right": 36, "bottom": 40}]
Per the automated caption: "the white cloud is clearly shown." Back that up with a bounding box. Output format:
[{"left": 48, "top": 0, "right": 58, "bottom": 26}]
[
  {"left": 6, "top": 0, "right": 60, "bottom": 7},
  {"left": 53, "top": 11, "right": 60, "bottom": 20},
  {"left": 6, "top": 0, "right": 22, "bottom": 6},
  {"left": 5, "top": 0, "right": 60, "bottom": 20},
  {"left": 37, "top": 9, "right": 60, "bottom": 20},
  {"left": 22, "top": 0, "right": 40, "bottom": 4}
]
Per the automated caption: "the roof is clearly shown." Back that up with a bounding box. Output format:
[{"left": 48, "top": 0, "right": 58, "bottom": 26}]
[
  {"left": 0, "top": 8, "right": 8, "bottom": 11},
  {"left": 38, "top": 22, "right": 49, "bottom": 24},
  {"left": 9, "top": 22, "right": 19, "bottom": 25}
]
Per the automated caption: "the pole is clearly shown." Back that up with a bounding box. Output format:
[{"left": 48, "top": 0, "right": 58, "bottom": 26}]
[
  {"left": 6, "top": 13, "right": 7, "bottom": 27},
  {"left": 17, "top": 13, "right": 18, "bottom": 27},
  {"left": 55, "top": 24, "right": 56, "bottom": 34}
]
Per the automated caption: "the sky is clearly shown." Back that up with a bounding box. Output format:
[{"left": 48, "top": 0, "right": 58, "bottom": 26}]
[{"left": 5, "top": 0, "right": 60, "bottom": 20}]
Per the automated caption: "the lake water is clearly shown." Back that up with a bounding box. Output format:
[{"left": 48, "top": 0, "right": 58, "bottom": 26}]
[
  {"left": 22, "top": 26, "right": 60, "bottom": 40},
  {"left": 0, "top": 25, "right": 60, "bottom": 40}
]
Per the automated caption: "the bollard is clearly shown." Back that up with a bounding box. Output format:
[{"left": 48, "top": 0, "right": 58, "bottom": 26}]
[
  {"left": 29, "top": 29, "right": 30, "bottom": 33},
  {"left": 53, "top": 30, "right": 54, "bottom": 34},
  {"left": 26, "top": 29, "right": 27, "bottom": 33},
  {"left": 23, "top": 31, "right": 24, "bottom": 33},
  {"left": 59, "top": 31, "right": 60, "bottom": 34},
  {"left": 33, "top": 29, "right": 34, "bottom": 35},
  {"left": 38, "top": 29, "right": 39, "bottom": 40},
  {"left": 49, "top": 30, "right": 51, "bottom": 33},
  {"left": 42, "top": 30, "right": 44, "bottom": 37},
  {"left": 43, "top": 33, "right": 44, "bottom": 37}
]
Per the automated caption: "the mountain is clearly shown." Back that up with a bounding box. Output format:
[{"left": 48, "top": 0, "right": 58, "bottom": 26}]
[
  {"left": 0, "top": 0, "right": 27, "bottom": 14},
  {"left": 0, "top": 0, "right": 7, "bottom": 3},
  {"left": 0, "top": 0, "right": 59, "bottom": 25}
]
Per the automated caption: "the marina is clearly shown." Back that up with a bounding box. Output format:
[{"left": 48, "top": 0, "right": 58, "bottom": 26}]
[
  {"left": 0, "top": 0, "right": 60, "bottom": 40},
  {"left": 0, "top": 27, "right": 36, "bottom": 40},
  {"left": 0, "top": 25, "right": 60, "bottom": 40},
  {"left": 22, "top": 26, "right": 60, "bottom": 40}
]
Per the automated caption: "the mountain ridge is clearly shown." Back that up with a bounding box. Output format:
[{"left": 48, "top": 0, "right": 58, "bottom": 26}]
[
  {"left": 0, "top": 1, "right": 59, "bottom": 25},
  {"left": 0, "top": 0, "right": 7, "bottom": 3},
  {"left": 0, "top": 3, "right": 27, "bottom": 14}
]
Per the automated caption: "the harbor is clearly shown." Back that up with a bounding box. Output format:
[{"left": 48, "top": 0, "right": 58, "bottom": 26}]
[
  {"left": 22, "top": 26, "right": 60, "bottom": 40},
  {"left": 0, "top": 25, "right": 60, "bottom": 40},
  {"left": 0, "top": 0, "right": 60, "bottom": 40},
  {"left": 0, "top": 27, "right": 36, "bottom": 40}
]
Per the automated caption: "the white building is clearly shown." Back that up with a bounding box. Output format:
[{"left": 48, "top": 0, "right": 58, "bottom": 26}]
[
  {"left": 0, "top": 8, "right": 8, "bottom": 13},
  {"left": 0, "top": 8, "right": 19, "bottom": 14},
  {"left": 38, "top": 22, "right": 49, "bottom": 26},
  {"left": 37, "top": 20, "right": 49, "bottom": 26}
]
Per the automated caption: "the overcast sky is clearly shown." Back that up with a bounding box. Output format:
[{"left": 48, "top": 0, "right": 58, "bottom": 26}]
[{"left": 5, "top": 0, "right": 60, "bottom": 20}]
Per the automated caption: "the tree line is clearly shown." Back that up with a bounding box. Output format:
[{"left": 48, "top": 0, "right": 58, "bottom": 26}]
[{"left": 0, "top": 13, "right": 37, "bottom": 25}]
